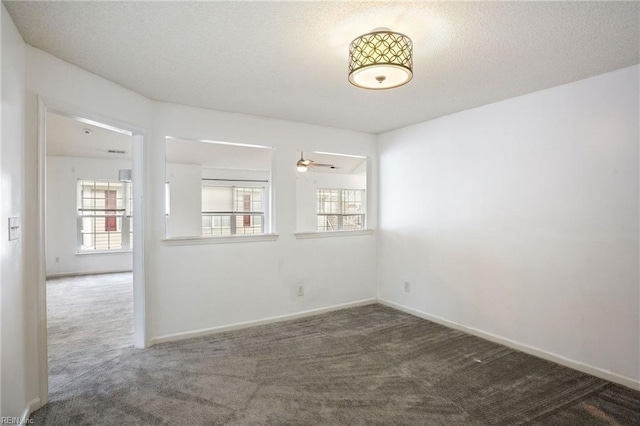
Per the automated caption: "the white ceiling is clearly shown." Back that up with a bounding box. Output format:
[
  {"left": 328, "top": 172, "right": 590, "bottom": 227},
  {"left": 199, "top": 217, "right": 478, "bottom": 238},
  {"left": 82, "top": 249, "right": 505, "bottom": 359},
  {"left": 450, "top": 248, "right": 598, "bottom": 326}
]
[
  {"left": 46, "top": 112, "right": 132, "bottom": 159},
  {"left": 299, "top": 151, "right": 367, "bottom": 175},
  {"left": 166, "top": 138, "right": 272, "bottom": 170},
  {"left": 6, "top": 1, "right": 639, "bottom": 134}
]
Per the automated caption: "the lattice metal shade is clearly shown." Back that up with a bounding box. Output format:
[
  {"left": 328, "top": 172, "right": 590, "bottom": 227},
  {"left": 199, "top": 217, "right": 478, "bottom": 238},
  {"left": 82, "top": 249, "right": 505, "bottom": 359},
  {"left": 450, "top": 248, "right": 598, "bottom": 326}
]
[{"left": 348, "top": 28, "right": 413, "bottom": 90}]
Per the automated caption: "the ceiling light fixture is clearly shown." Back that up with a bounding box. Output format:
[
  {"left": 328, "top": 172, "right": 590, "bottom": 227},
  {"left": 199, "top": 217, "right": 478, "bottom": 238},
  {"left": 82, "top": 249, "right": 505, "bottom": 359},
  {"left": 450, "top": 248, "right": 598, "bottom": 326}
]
[
  {"left": 348, "top": 28, "right": 413, "bottom": 90},
  {"left": 297, "top": 152, "right": 309, "bottom": 172}
]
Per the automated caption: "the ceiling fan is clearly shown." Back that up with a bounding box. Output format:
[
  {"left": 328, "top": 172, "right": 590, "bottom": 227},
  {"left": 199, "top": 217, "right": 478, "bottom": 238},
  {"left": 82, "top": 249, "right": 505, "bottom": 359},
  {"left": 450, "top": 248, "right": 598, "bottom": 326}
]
[{"left": 297, "top": 152, "right": 337, "bottom": 172}]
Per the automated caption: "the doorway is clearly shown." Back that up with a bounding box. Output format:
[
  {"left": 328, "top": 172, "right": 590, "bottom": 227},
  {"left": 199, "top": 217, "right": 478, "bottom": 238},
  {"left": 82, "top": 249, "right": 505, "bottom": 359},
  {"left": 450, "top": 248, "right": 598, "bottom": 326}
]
[{"left": 37, "top": 104, "right": 147, "bottom": 406}]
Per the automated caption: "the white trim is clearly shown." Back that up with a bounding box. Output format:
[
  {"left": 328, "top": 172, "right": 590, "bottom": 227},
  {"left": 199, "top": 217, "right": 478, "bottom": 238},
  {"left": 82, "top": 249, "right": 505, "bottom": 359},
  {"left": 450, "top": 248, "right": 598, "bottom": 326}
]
[
  {"left": 131, "top": 134, "right": 148, "bottom": 349},
  {"left": 294, "top": 229, "right": 374, "bottom": 239},
  {"left": 162, "top": 233, "right": 279, "bottom": 245},
  {"left": 378, "top": 298, "right": 640, "bottom": 391},
  {"left": 20, "top": 398, "right": 41, "bottom": 425},
  {"left": 75, "top": 249, "right": 132, "bottom": 256},
  {"left": 36, "top": 99, "right": 49, "bottom": 406},
  {"left": 151, "top": 298, "right": 377, "bottom": 345},
  {"left": 46, "top": 269, "right": 133, "bottom": 279}
]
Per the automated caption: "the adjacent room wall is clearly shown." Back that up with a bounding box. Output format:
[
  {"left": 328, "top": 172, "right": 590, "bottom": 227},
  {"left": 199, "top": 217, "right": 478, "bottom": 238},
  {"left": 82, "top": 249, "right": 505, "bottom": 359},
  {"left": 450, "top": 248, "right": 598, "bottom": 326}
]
[
  {"left": 150, "top": 102, "right": 378, "bottom": 340},
  {"left": 45, "top": 156, "right": 133, "bottom": 277},
  {"left": 378, "top": 65, "right": 640, "bottom": 384},
  {"left": 165, "top": 163, "right": 202, "bottom": 238},
  {"left": 1, "top": 4, "right": 32, "bottom": 419}
]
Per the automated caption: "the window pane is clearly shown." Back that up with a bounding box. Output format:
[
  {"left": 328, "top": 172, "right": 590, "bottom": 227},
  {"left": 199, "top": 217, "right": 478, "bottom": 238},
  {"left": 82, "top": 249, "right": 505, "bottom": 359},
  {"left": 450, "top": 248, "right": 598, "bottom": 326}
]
[
  {"left": 234, "top": 187, "right": 264, "bottom": 213},
  {"left": 202, "top": 186, "right": 233, "bottom": 212},
  {"left": 202, "top": 214, "right": 232, "bottom": 236},
  {"left": 78, "top": 179, "right": 131, "bottom": 251},
  {"left": 342, "top": 189, "right": 364, "bottom": 214},
  {"left": 235, "top": 214, "right": 263, "bottom": 234},
  {"left": 201, "top": 185, "right": 265, "bottom": 236},
  {"left": 80, "top": 216, "right": 124, "bottom": 251},
  {"left": 343, "top": 214, "right": 364, "bottom": 231},
  {"left": 317, "top": 215, "right": 340, "bottom": 231},
  {"left": 80, "top": 181, "right": 124, "bottom": 213},
  {"left": 317, "top": 189, "right": 340, "bottom": 214}
]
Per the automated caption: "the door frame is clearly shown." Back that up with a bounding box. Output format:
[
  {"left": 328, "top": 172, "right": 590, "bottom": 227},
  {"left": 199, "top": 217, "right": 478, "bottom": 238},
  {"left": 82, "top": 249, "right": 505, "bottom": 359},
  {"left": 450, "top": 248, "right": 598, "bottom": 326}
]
[{"left": 36, "top": 97, "right": 149, "bottom": 406}]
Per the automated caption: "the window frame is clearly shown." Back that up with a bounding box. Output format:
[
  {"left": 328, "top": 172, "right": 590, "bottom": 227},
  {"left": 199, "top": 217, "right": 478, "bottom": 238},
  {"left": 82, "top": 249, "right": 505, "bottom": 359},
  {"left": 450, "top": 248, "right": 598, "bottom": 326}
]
[
  {"left": 316, "top": 187, "right": 366, "bottom": 232},
  {"left": 200, "top": 179, "right": 270, "bottom": 237},
  {"left": 76, "top": 179, "right": 132, "bottom": 253}
]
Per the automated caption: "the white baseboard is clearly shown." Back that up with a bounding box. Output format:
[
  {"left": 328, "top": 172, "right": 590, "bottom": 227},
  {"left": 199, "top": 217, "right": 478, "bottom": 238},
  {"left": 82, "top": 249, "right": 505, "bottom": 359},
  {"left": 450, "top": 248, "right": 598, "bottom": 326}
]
[
  {"left": 378, "top": 298, "right": 640, "bottom": 392},
  {"left": 151, "top": 298, "right": 377, "bottom": 345},
  {"left": 20, "top": 398, "right": 41, "bottom": 424},
  {"left": 46, "top": 269, "right": 132, "bottom": 279}
]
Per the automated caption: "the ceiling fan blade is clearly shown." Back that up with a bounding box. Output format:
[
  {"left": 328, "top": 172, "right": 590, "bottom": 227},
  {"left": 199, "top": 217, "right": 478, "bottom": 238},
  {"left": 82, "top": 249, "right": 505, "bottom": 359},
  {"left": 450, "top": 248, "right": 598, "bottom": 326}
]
[{"left": 310, "top": 163, "right": 335, "bottom": 167}]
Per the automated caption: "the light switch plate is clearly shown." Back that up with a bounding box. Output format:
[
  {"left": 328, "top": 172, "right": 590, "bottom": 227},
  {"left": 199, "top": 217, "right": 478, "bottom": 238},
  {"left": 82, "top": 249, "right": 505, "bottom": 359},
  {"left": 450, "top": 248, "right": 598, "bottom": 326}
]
[{"left": 9, "top": 217, "right": 20, "bottom": 240}]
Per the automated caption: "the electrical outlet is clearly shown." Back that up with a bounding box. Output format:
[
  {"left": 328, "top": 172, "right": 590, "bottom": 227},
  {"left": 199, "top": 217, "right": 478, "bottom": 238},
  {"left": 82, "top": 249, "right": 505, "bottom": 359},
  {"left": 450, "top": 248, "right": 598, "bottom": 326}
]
[
  {"left": 404, "top": 281, "right": 410, "bottom": 292},
  {"left": 297, "top": 285, "right": 304, "bottom": 297}
]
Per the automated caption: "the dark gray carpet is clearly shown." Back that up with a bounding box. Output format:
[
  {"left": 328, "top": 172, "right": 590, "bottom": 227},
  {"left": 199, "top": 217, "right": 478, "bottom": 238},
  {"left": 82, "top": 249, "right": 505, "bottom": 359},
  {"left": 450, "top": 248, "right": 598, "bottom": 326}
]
[{"left": 33, "top": 273, "right": 640, "bottom": 425}]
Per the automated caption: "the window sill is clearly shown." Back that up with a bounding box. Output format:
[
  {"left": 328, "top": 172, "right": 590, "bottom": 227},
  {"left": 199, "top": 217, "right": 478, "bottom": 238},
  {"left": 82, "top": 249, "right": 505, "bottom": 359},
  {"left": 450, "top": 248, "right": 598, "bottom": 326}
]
[
  {"left": 76, "top": 249, "right": 132, "bottom": 256},
  {"left": 162, "top": 233, "right": 279, "bottom": 245},
  {"left": 294, "top": 229, "right": 375, "bottom": 239}
]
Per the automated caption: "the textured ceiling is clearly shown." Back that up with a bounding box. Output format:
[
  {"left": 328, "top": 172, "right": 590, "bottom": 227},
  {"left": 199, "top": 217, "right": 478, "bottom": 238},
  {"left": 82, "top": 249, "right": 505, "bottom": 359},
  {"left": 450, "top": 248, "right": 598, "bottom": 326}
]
[{"left": 6, "top": 1, "right": 639, "bottom": 134}]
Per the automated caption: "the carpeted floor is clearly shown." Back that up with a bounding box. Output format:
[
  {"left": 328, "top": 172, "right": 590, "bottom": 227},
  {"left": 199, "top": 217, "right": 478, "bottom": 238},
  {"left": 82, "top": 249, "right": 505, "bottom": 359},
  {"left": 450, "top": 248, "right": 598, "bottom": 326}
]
[{"left": 33, "top": 273, "right": 640, "bottom": 425}]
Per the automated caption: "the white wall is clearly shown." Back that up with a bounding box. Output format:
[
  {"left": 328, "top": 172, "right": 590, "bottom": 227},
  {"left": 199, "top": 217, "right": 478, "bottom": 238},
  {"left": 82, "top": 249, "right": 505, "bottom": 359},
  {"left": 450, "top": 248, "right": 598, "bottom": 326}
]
[
  {"left": 165, "top": 163, "right": 202, "bottom": 237},
  {"left": 45, "top": 156, "right": 133, "bottom": 276},
  {"left": 296, "top": 171, "right": 367, "bottom": 232},
  {"left": 1, "top": 4, "right": 32, "bottom": 419},
  {"left": 150, "top": 102, "right": 378, "bottom": 339},
  {"left": 378, "top": 65, "right": 640, "bottom": 384}
]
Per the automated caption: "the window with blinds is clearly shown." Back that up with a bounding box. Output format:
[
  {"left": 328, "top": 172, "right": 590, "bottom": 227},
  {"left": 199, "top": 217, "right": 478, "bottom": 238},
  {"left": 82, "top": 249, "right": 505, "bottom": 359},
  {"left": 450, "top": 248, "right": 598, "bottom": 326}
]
[
  {"left": 201, "top": 183, "right": 265, "bottom": 236},
  {"left": 77, "top": 180, "right": 132, "bottom": 251}
]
